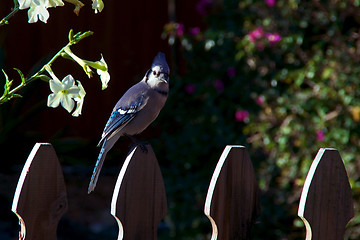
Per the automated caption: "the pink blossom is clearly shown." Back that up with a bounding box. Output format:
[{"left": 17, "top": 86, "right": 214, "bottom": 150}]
[
  {"left": 213, "top": 79, "right": 224, "bottom": 93},
  {"left": 227, "top": 67, "right": 236, "bottom": 78},
  {"left": 265, "top": 0, "right": 276, "bottom": 7},
  {"left": 176, "top": 23, "right": 185, "bottom": 37},
  {"left": 316, "top": 130, "right": 325, "bottom": 142},
  {"left": 190, "top": 27, "right": 201, "bottom": 36},
  {"left": 235, "top": 110, "right": 249, "bottom": 122},
  {"left": 266, "top": 33, "right": 282, "bottom": 45},
  {"left": 248, "top": 27, "right": 264, "bottom": 43},
  {"left": 185, "top": 84, "right": 196, "bottom": 94},
  {"left": 248, "top": 28, "right": 282, "bottom": 46},
  {"left": 255, "top": 96, "right": 265, "bottom": 105}
]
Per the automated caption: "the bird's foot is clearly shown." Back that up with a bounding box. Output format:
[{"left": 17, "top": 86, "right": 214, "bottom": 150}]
[
  {"left": 137, "top": 142, "right": 149, "bottom": 153},
  {"left": 131, "top": 141, "right": 149, "bottom": 153},
  {"left": 125, "top": 134, "right": 149, "bottom": 153}
]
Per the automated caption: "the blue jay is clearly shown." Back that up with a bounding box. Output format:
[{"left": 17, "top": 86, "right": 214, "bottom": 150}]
[{"left": 88, "top": 52, "right": 170, "bottom": 194}]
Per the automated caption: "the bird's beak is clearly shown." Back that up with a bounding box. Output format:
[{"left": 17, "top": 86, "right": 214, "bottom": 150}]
[{"left": 159, "top": 73, "right": 168, "bottom": 83}]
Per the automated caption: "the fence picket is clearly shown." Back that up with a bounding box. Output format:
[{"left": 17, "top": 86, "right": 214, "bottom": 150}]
[
  {"left": 10, "top": 143, "right": 356, "bottom": 240},
  {"left": 298, "top": 148, "right": 354, "bottom": 240},
  {"left": 11, "top": 143, "right": 68, "bottom": 240},
  {"left": 111, "top": 144, "right": 167, "bottom": 240},
  {"left": 204, "top": 145, "right": 260, "bottom": 240}
]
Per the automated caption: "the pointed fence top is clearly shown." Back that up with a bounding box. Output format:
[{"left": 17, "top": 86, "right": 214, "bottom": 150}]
[
  {"left": 204, "top": 145, "right": 260, "bottom": 240},
  {"left": 298, "top": 148, "right": 354, "bottom": 240},
  {"left": 12, "top": 143, "right": 67, "bottom": 240},
  {"left": 111, "top": 144, "right": 167, "bottom": 240}
]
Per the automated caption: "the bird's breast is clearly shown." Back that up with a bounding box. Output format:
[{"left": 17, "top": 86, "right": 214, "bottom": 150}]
[{"left": 123, "top": 89, "right": 167, "bottom": 136}]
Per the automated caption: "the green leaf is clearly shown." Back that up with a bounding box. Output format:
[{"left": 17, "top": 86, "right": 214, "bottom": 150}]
[
  {"left": 11, "top": 93, "right": 22, "bottom": 98},
  {"left": 77, "top": 31, "right": 93, "bottom": 40},
  {"left": 0, "top": 69, "right": 17, "bottom": 104},
  {"left": 70, "top": 31, "right": 94, "bottom": 44},
  {"left": 2, "top": 69, "right": 9, "bottom": 82},
  {"left": 37, "top": 74, "right": 51, "bottom": 82},
  {"left": 2, "top": 69, "right": 12, "bottom": 96},
  {"left": 60, "top": 51, "right": 72, "bottom": 60},
  {"left": 13, "top": 68, "right": 26, "bottom": 85},
  {"left": 68, "top": 29, "right": 74, "bottom": 42}
]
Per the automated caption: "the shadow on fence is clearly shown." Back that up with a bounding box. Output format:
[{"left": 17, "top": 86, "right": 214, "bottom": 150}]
[{"left": 11, "top": 143, "right": 354, "bottom": 240}]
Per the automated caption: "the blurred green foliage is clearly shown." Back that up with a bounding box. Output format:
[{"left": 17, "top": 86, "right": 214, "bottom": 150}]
[{"left": 157, "top": 0, "right": 360, "bottom": 239}]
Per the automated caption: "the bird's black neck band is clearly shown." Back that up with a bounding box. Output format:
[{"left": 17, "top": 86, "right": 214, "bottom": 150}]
[{"left": 154, "top": 88, "right": 168, "bottom": 96}]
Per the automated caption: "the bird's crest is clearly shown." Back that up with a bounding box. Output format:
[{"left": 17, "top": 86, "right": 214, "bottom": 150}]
[{"left": 151, "top": 52, "right": 170, "bottom": 74}]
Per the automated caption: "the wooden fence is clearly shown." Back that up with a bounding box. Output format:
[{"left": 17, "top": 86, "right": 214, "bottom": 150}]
[{"left": 11, "top": 143, "right": 354, "bottom": 240}]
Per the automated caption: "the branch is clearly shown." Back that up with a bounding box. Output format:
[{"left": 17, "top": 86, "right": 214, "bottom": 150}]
[
  {"left": 0, "top": 30, "right": 93, "bottom": 104},
  {"left": 0, "top": 1, "right": 20, "bottom": 26}
]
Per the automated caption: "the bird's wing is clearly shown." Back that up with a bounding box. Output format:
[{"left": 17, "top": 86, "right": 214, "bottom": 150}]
[{"left": 97, "top": 90, "right": 149, "bottom": 146}]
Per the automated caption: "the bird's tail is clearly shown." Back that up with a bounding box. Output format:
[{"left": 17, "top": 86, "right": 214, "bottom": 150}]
[
  {"left": 88, "top": 140, "right": 108, "bottom": 194},
  {"left": 88, "top": 135, "right": 121, "bottom": 194}
]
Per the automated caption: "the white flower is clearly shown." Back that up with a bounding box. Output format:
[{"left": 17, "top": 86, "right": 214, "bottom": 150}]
[
  {"left": 95, "top": 55, "right": 110, "bottom": 90},
  {"left": 63, "top": 0, "right": 84, "bottom": 15},
  {"left": 48, "top": 0, "right": 65, "bottom": 7},
  {"left": 18, "top": 0, "right": 64, "bottom": 9},
  {"left": 63, "top": 47, "right": 110, "bottom": 90},
  {"left": 72, "top": 80, "right": 86, "bottom": 117},
  {"left": 64, "top": 46, "right": 93, "bottom": 78},
  {"left": 80, "top": 53, "right": 110, "bottom": 90},
  {"left": 27, "top": 0, "right": 50, "bottom": 23},
  {"left": 18, "top": 0, "right": 64, "bottom": 23},
  {"left": 92, "top": 0, "right": 104, "bottom": 14},
  {"left": 47, "top": 74, "right": 80, "bottom": 113},
  {"left": 18, "top": 0, "right": 31, "bottom": 9}
]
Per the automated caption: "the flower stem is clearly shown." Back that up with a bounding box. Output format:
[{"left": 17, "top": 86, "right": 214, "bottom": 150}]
[
  {"left": 0, "top": 30, "right": 93, "bottom": 104},
  {"left": 0, "top": 1, "right": 20, "bottom": 26}
]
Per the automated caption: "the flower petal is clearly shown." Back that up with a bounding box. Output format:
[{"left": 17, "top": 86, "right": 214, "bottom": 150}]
[
  {"left": 72, "top": 98, "right": 84, "bottom": 116},
  {"left": 27, "top": 0, "right": 50, "bottom": 24},
  {"left": 97, "top": 69, "right": 110, "bottom": 90},
  {"left": 94, "top": 54, "right": 110, "bottom": 89},
  {"left": 76, "top": 80, "right": 86, "bottom": 98},
  {"left": 47, "top": 93, "right": 61, "bottom": 108},
  {"left": 72, "top": 100, "right": 83, "bottom": 116},
  {"left": 38, "top": 8, "right": 50, "bottom": 23},
  {"left": 27, "top": 6, "right": 39, "bottom": 23},
  {"left": 60, "top": 95, "right": 75, "bottom": 113},
  {"left": 62, "top": 74, "right": 75, "bottom": 88},
  {"left": 96, "top": 54, "right": 108, "bottom": 70},
  {"left": 92, "top": 0, "right": 104, "bottom": 13},
  {"left": 33, "top": 0, "right": 50, "bottom": 23},
  {"left": 18, "top": 0, "right": 32, "bottom": 9},
  {"left": 67, "top": 86, "right": 81, "bottom": 98},
  {"left": 72, "top": 81, "right": 86, "bottom": 117},
  {"left": 63, "top": 0, "right": 84, "bottom": 15},
  {"left": 47, "top": 0, "right": 64, "bottom": 7},
  {"left": 49, "top": 78, "right": 63, "bottom": 93}
]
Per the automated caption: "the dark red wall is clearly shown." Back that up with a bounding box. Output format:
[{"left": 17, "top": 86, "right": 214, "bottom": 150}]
[{"left": 0, "top": 1, "right": 205, "bottom": 145}]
